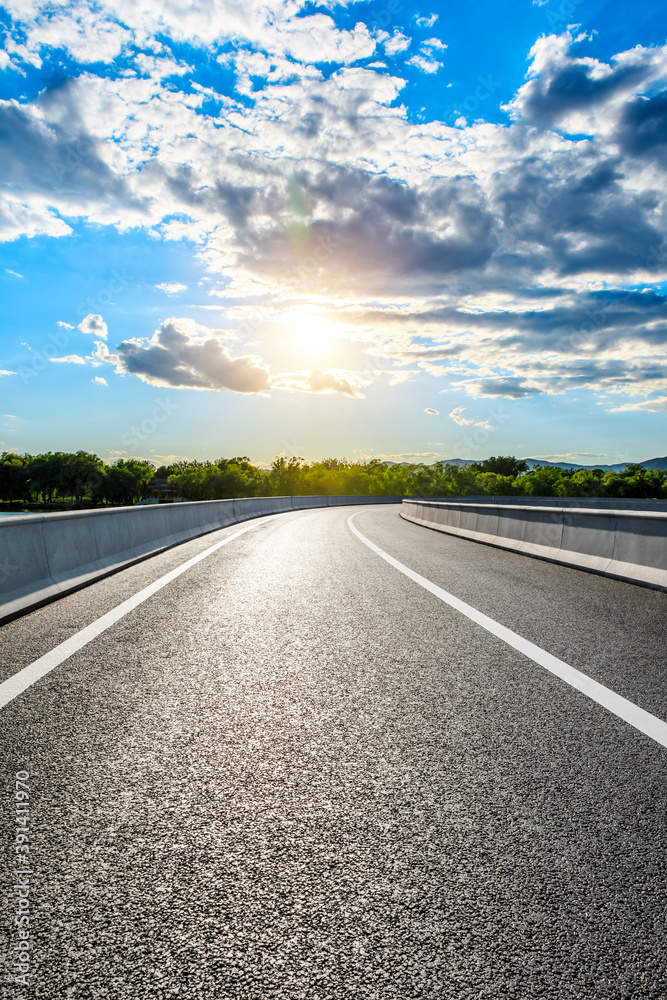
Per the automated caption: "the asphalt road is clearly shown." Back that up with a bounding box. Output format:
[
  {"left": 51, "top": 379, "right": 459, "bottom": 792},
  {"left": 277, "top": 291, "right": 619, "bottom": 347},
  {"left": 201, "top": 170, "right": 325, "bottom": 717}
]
[{"left": 1, "top": 504, "right": 666, "bottom": 999}]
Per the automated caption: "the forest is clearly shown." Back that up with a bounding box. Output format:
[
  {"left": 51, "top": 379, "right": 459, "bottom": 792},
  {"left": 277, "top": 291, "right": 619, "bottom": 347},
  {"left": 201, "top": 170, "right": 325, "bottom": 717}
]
[{"left": 1, "top": 451, "right": 666, "bottom": 508}]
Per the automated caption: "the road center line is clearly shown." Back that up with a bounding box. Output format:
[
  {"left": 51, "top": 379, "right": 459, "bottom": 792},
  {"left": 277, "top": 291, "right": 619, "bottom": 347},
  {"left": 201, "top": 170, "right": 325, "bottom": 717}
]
[
  {"left": 348, "top": 512, "right": 667, "bottom": 750},
  {"left": 0, "top": 516, "right": 278, "bottom": 711}
]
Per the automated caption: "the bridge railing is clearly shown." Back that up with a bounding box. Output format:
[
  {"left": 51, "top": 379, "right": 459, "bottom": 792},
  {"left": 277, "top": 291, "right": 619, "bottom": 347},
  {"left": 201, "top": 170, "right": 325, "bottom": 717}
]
[{"left": 401, "top": 499, "right": 667, "bottom": 591}]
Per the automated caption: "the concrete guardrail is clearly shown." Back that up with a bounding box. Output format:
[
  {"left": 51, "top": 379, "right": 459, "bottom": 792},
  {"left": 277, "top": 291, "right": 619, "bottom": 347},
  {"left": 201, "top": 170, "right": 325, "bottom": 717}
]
[
  {"left": 0, "top": 495, "right": 401, "bottom": 624},
  {"left": 414, "top": 495, "right": 667, "bottom": 512},
  {"left": 401, "top": 500, "right": 667, "bottom": 592}
]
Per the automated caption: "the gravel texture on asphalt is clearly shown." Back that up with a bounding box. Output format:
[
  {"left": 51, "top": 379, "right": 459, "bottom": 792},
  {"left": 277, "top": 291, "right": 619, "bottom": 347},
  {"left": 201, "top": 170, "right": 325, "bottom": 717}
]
[{"left": 1, "top": 505, "right": 666, "bottom": 999}]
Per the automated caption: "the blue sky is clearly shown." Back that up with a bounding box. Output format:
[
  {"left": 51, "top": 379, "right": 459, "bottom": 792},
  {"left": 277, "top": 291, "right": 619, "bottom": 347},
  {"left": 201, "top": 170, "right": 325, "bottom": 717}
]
[{"left": 1, "top": 0, "right": 666, "bottom": 466}]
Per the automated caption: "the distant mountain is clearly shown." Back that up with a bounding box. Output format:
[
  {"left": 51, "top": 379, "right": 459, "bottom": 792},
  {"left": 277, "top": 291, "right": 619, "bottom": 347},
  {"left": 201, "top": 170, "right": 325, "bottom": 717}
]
[
  {"left": 523, "top": 458, "right": 607, "bottom": 471},
  {"left": 409, "top": 456, "right": 667, "bottom": 472},
  {"left": 332, "top": 456, "right": 667, "bottom": 471},
  {"left": 522, "top": 456, "right": 667, "bottom": 472}
]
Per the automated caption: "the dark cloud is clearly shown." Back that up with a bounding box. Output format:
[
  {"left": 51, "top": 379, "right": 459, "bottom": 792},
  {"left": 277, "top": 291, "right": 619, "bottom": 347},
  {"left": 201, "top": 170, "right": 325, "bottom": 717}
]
[
  {"left": 115, "top": 321, "right": 271, "bottom": 392},
  {"left": 353, "top": 288, "right": 667, "bottom": 355},
  {"left": 508, "top": 357, "right": 667, "bottom": 396},
  {"left": 297, "top": 112, "right": 324, "bottom": 139},
  {"left": 493, "top": 154, "right": 663, "bottom": 276},
  {"left": 617, "top": 91, "right": 667, "bottom": 164},
  {"left": 229, "top": 167, "right": 496, "bottom": 294},
  {"left": 462, "top": 378, "right": 544, "bottom": 398},
  {"left": 508, "top": 41, "right": 650, "bottom": 129},
  {"left": 0, "top": 87, "right": 138, "bottom": 211}
]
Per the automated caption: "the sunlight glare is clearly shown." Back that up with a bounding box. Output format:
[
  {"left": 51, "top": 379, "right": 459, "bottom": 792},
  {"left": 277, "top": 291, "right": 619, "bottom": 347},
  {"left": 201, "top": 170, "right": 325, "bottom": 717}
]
[{"left": 291, "top": 314, "right": 337, "bottom": 357}]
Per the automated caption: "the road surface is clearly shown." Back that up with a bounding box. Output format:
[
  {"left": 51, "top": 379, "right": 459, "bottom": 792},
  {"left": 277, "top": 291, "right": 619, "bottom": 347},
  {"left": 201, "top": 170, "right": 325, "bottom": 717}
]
[{"left": 1, "top": 504, "right": 666, "bottom": 998}]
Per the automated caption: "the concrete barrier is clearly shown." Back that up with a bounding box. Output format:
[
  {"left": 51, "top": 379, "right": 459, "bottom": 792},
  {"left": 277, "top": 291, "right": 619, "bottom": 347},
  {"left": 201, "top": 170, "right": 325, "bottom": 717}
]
[
  {"left": 0, "top": 495, "right": 401, "bottom": 624},
  {"left": 401, "top": 500, "right": 667, "bottom": 591},
  {"left": 292, "top": 496, "right": 328, "bottom": 511},
  {"left": 407, "top": 495, "right": 667, "bottom": 512}
]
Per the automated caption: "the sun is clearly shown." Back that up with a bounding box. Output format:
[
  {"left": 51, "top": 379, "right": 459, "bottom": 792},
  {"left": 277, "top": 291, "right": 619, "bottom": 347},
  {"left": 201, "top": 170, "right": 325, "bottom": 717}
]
[{"left": 291, "top": 313, "right": 337, "bottom": 357}]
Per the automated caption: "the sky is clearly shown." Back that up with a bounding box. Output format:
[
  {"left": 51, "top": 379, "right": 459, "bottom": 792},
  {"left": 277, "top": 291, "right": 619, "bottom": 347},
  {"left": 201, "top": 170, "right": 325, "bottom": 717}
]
[{"left": 0, "top": 0, "right": 666, "bottom": 467}]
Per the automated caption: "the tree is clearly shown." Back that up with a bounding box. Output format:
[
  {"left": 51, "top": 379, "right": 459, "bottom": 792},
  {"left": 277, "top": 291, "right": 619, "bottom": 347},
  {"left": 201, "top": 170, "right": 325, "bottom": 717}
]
[
  {"left": 58, "top": 451, "right": 105, "bottom": 503},
  {"left": 568, "top": 469, "right": 606, "bottom": 498},
  {"left": 167, "top": 462, "right": 216, "bottom": 502},
  {"left": 518, "top": 466, "right": 566, "bottom": 497},
  {"left": 26, "top": 452, "right": 63, "bottom": 503},
  {"left": 603, "top": 465, "right": 665, "bottom": 499},
  {"left": 210, "top": 457, "right": 265, "bottom": 498},
  {"left": 471, "top": 456, "right": 528, "bottom": 477},
  {"left": 440, "top": 464, "right": 483, "bottom": 495},
  {"left": 93, "top": 460, "right": 154, "bottom": 506},
  {"left": 0, "top": 452, "right": 31, "bottom": 501},
  {"left": 476, "top": 472, "right": 517, "bottom": 496},
  {"left": 268, "top": 456, "right": 306, "bottom": 496}
]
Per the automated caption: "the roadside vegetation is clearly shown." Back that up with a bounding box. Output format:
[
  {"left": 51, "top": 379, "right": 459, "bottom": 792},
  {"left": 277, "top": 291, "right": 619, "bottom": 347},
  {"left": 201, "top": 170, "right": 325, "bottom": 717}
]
[{"left": 1, "top": 452, "right": 666, "bottom": 509}]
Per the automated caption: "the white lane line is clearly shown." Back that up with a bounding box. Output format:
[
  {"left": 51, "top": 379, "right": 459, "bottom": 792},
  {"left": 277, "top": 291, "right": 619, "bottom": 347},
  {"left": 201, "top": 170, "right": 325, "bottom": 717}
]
[
  {"left": 0, "top": 516, "right": 278, "bottom": 711},
  {"left": 348, "top": 512, "right": 667, "bottom": 750}
]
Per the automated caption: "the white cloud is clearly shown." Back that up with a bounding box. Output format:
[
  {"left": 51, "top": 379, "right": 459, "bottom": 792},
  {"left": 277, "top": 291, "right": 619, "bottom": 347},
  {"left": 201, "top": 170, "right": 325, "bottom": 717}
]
[
  {"left": 448, "top": 407, "right": 493, "bottom": 429},
  {"left": 0, "top": 370, "right": 16, "bottom": 377},
  {"left": 415, "top": 14, "right": 438, "bottom": 28},
  {"left": 272, "top": 368, "right": 366, "bottom": 397},
  {"left": 407, "top": 54, "right": 442, "bottom": 74},
  {"left": 4, "top": 268, "right": 23, "bottom": 277},
  {"left": 3, "top": 37, "right": 42, "bottom": 69},
  {"left": 91, "top": 340, "right": 112, "bottom": 365},
  {"left": 308, "top": 368, "right": 362, "bottom": 397},
  {"left": 0, "top": 195, "right": 72, "bottom": 243},
  {"left": 155, "top": 282, "right": 187, "bottom": 295},
  {"left": 449, "top": 406, "right": 473, "bottom": 426},
  {"left": 78, "top": 314, "right": 108, "bottom": 339},
  {"left": 424, "top": 407, "right": 439, "bottom": 415},
  {"left": 57, "top": 321, "right": 74, "bottom": 329},
  {"left": 423, "top": 38, "right": 447, "bottom": 50},
  {"left": 50, "top": 355, "right": 86, "bottom": 364},
  {"left": 608, "top": 396, "right": 667, "bottom": 413},
  {"left": 135, "top": 54, "right": 191, "bottom": 79},
  {"left": 384, "top": 31, "right": 411, "bottom": 56},
  {"left": 5, "top": 0, "right": 367, "bottom": 61},
  {"left": 92, "top": 375, "right": 108, "bottom": 385}
]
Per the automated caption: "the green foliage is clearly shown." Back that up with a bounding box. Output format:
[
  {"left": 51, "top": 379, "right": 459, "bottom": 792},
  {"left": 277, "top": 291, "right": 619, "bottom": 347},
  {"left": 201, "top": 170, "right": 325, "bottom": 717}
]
[
  {"left": 471, "top": 456, "right": 529, "bottom": 477},
  {"left": 0, "top": 452, "right": 666, "bottom": 506},
  {"left": 167, "top": 457, "right": 266, "bottom": 501},
  {"left": 92, "top": 459, "right": 155, "bottom": 506},
  {"left": 0, "top": 452, "right": 31, "bottom": 502},
  {"left": 268, "top": 456, "right": 307, "bottom": 497},
  {"left": 0, "top": 451, "right": 152, "bottom": 506},
  {"left": 58, "top": 451, "right": 106, "bottom": 502}
]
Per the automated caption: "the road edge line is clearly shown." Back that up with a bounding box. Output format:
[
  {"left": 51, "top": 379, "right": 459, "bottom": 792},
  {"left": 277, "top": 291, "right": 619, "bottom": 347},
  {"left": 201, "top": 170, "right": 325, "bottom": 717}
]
[{"left": 347, "top": 512, "right": 667, "bottom": 750}]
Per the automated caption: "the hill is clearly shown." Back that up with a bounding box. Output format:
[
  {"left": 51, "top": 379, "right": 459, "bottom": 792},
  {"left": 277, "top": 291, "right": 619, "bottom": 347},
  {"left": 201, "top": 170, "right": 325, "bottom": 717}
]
[{"left": 521, "top": 456, "right": 667, "bottom": 472}]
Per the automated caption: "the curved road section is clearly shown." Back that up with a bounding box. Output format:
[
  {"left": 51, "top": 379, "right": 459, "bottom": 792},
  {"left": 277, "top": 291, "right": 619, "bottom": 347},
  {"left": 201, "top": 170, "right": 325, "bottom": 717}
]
[{"left": 1, "top": 504, "right": 666, "bottom": 998}]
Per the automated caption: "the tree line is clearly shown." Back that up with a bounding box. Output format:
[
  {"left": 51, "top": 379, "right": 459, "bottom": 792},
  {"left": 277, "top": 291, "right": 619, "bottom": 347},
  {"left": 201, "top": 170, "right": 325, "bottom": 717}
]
[{"left": 1, "top": 451, "right": 666, "bottom": 507}]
